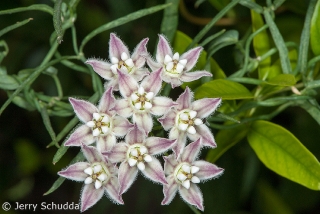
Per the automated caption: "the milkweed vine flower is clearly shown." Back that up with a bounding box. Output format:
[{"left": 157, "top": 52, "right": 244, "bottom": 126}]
[
  {"left": 58, "top": 144, "right": 123, "bottom": 212},
  {"left": 158, "top": 87, "right": 221, "bottom": 157},
  {"left": 65, "top": 87, "right": 133, "bottom": 152},
  {"left": 86, "top": 33, "right": 149, "bottom": 90},
  {"left": 147, "top": 34, "right": 212, "bottom": 88},
  {"left": 112, "top": 68, "right": 176, "bottom": 134},
  {"left": 104, "top": 124, "right": 176, "bottom": 195},
  {"left": 161, "top": 138, "right": 224, "bottom": 211}
]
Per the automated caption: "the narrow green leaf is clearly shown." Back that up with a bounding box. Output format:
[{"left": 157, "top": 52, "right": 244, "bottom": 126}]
[
  {"left": 0, "top": 40, "right": 9, "bottom": 63},
  {"left": 195, "top": 79, "right": 253, "bottom": 100},
  {"left": 0, "top": 18, "right": 33, "bottom": 38},
  {"left": 207, "top": 30, "right": 239, "bottom": 56},
  {"left": 239, "top": 0, "right": 263, "bottom": 13},
  {"left": 80, "top": 3, "right": 171, "bottom": 53},
  {"left": 248, "top": 120, "right": 320, "bottom": 190},
  {"left": 53, "top": 144, "right": 68, "bottom": 165},
  {"left": 0, "top": 4, "right": 53, "bottom": 15},
  {"left": 310, "top": 0, "right": 320, "bottom": 56},
  {"left": 298, "top": 99, "right": 320, "bottom": 126},
  {"left": 266, "top": 74, "right": 296, "bottom": 86},
  {"left": 206, "top": 124, "right": 248, "bottom": 163},
  {"left": 0, "top": 74, "right": 19, "bottom": 90},
  {"left": 44, "top": 152, "right": 85, "bottom": 195},
  {"left": 160, "top": 0, "right": 179, "bottom": 42},
  {"left": 39, "top": 106, "right": 58, "bottom": 148},
  {"left": 264, "top": 9, "right": 292, "bottom": 74},
  {"left": 273, "top": 0, "right": 287, "bottom": 10},
  {"left": 53, "top": 0, "right": 63, "bottom": 44}
]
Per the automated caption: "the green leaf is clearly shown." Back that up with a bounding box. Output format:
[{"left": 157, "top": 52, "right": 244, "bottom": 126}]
[
  {"left": 195, "top": 79, "right": 253, "bottom": 100},
  {"left": 0, "top": 4, "right": 53, "bottom": 15},
  {"left": 206, "top": 124, "right": 248, "bottom": 163},
  {"left": 247, "top": 120, "right": 320, "bottom": 190},
  {"left": 53, "top": 0, "right": 64, "bottom": 44},
  {"left": 266, "top": 74, "right": 296, "bottom": 86},
  {"left": 160, "top": 0, "right": 179, "bottom": 43},
  {"left": 0, "top": 18, "right": 33, "bottom": 38},
  {"left": 0, "top": 40, "right": 9, "bottom": 63},
  {"left": 310, "top": 0, "right": 320, "bottom": 56},
  {"left": 207, "top": 30, "right": 239, "bottom": 56},
  {"left": 0, "top": 74, "right": 19, "bottom": 90}
]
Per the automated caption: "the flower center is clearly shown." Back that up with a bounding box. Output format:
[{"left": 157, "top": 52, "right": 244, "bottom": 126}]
[
  {"left": 110, "top": 52, "right": 135, "bottom": 74},
  {"left": 126, "top": 144, "right": 153, "bottom": 171},
  {"left": 175, "top": 109, "right": 203, "bottom": 134},
  {"left": 130, "top": 86, "right": 154, "bottom": 111},
  {"left": 174, "top": 163, "right": 200, "bottom": 189},
  {"left": 86, "top": 113, "right": 112, "bottom": 137},
  {"left": 163, "top": 52, "right": 187, "bottom": 77},
  {"left": 83, "top": 163, "right": 110, "bottom": 189}
]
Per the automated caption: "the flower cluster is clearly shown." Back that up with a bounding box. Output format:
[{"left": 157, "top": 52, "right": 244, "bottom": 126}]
[{"left": 58, "top": 33, "right": 223, "bottom": 212}]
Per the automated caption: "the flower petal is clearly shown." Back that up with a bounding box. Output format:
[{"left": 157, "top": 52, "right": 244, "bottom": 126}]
[
  {"left": 118, "top": 161, "right": 139, "bottom": 195},
  {"left": 156, "top": 35, "right": 172, "bottom": 64},
  {"left": 113, "top": 99, "right": 133, "bottom": 118},
  {"left": 131, "top": 38, "right": 149, "bottom": 68},
  {"left": 161, "top": 175, "right": 178, "bottom": 205},
  {"left": 126, "top": 124, "right": 146, "bottom": 145},
  {"left": 132, "top": 112, "right": 153, "bottom": 134},
  {"left": 180, "top": 138, "right": 201, "bottom": 163},
  {"left": 178, "top": 184, "right": 204, "bottom": 211},
  {"left": 151, "top": 97, "right": 177, "bottom": 116},
  {"left": 58, "top": 162, "right": 90, "bottom": 181},
  {"left": 65, "top": 125, "right": 95, "bottom": 147},
  {"left": 170, "top": 127, "right": 187, "bottom": 158},
  {"left": 193, "top": 160, "right": 224, "bottom": 180},
  {"left": 188, "top": 125, "right": 216, "bottom": 148},
  {"left": 180, "top": 47, "right": 202, "bottom": 71},
  {"left": 158, "top": 110, "right": 176, "bottom": 130},
  {"left": 117, "top": 69, "right": 139, "bottom": 98},
  {"left": 141, "top": 158, "right": 167, "bottom": 184},
  {"left": 82, "top": 144, "right": 103, "bottom": 163},
  {"left": 109, "top": 33, "right": 130, "bottom": 59},
  {"left": 104, "top": 176, "right": 124, "bottom": 204},
  {"left": 130, "top": 67, "right": 150, "bottom": 82},
  {"left": 81, "top": 183, "right": 104, "bottom": 212},
  {"left": 69, "top": 98, "right": 98, "bottom": 123},
  {"left": 145, "top": 137, "right": 176, "bottom": 155},
  {"left": 191, "top": 98, "right": 221, "bottom": 118},
  {"left": 98, "top": 87, "right": 116, "bottom": 114},
  {"left": 176, "top": 87, "right": 192, "bottom": 110},
  {"left": 96, "top": 134, "right": 116, "bottom": 152},
  {"left": 106, "top": 143, "right": 128, "bottom": 163},
  {"left": 140, "top": 68, "right": 163, "bottom": 94},
  {"left": 180, "top": 70, "right": 212, "bottom": 83},
  {"left": 86, "top": 59, "right": 114, "bottom": 80},
  {"left": 112, "top": 116, "right": 134, "bottom": 136},
  {"left": 163, "top": 154, "right": 179, "bottom": 175}
]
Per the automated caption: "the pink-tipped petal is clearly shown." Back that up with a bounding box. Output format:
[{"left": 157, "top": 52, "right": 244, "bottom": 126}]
[
  {"left": 146, "top": 57, "right": 162, "bottom": 71},
  {"left": 169, "top": 128, "right": 187, "bottom": 158},
  {"left": 163, "top": 154, "right": 179, "bottom": 175},
  {"left": 131, "top": 38, "right": 149, "bottom": 68},
  {"left": 112, "top": 116, "right": 134, "bottom": 136},
  {"left": 179, "top": 184, "right": 204, "bottom": 211},
  {"left": 69, "top": 98, "right": 98, "bottom": 123},
  {"left": 86, "top": 59, "right": 114, "bottom": 80},
  {"left": 180, "top": 47, "right": 202, "bottom": 71},
  {"left": 113, "top": 99, "right": 133, "bottom": 118},
  {"left": 156, "top": 35, "right": 173, "bottom": 64},
  {"left": 188, "top": 125, "right": 216, "bottom": 148},
  {"left": 117, "top": 69, "right": 139, "bottom": 98},
  {"left": 118, "top": 161, "right": 139, "bottom": 195},
  {"left": 104, "top": 78, "right": 119, "bottom": 91},
  {"left": 132, "top": 113, "right": 153, "bottom": 134},
  {"left": 151, "top": 97, "right": 177, "bottom": 116},
  {"left": 81, "top": 184, "right": 104, "bottom": 212},
  {"left": 191, "top": 98, "right": 221, "bottom": 118},
  {"left": 126, "top": 124, "right": 146, "bottom": 145},
  {"left": 96, "top": 135, "right": 116, "bottom": 152},
  {"left": 161, "top": 175, "right": 178, "bottom": 205},
  {"left": 58, "top": 162, "right": 90, "bottom": 181},
  {"left": 108, "top": 143, "right": 128, "bottom": 163},
  {"left": 98, "top": 87, "right": 116, "bottom": 114},
  {"left": 140, "top": 68, "right": 163, "bottom": 94},
  {"left": 145, "top": 137, "right": 176, "bottom": 155},
  {"left": 158, "top": 110, "right": 176, "bottom": 130},
  {"left": 142, "top": 158, "right": 167, "bottom": 184},
  {"left": 193, "top": 160, "right": 224, "bottom": 180},
  {"left": 180, "top": 71, "right": 212, "bottom": 83},
  {"left": 82, "top": 144, "right": 103, "bottom": 163},
  {"left": 109, "top": 33, "right": 129, "bottom": 59},
  {"left": 64, "top": 125, "right": 95, "bottom": 147},
  {"left": 180, "top": 138, "right": 201, "bottom": 163},
  {"left": 104, "top": 176, "right": 124, "bottom": 204},
  {"left": 176, "top": 87, "right": 192, "bottom": 110}
]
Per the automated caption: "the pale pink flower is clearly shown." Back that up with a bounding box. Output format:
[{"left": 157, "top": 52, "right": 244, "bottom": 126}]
[
  {"left": 58, "top": 144, "right": 123, "bottom": 212},
  {"left": 161, "top": 138, "right": 224, "bottom": 211},
  {"left": 158, "top": 87, "right": 221, "bottom": 157},
  {"left": 86, "top": 33, "right": 149, "bottom": 90}
]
